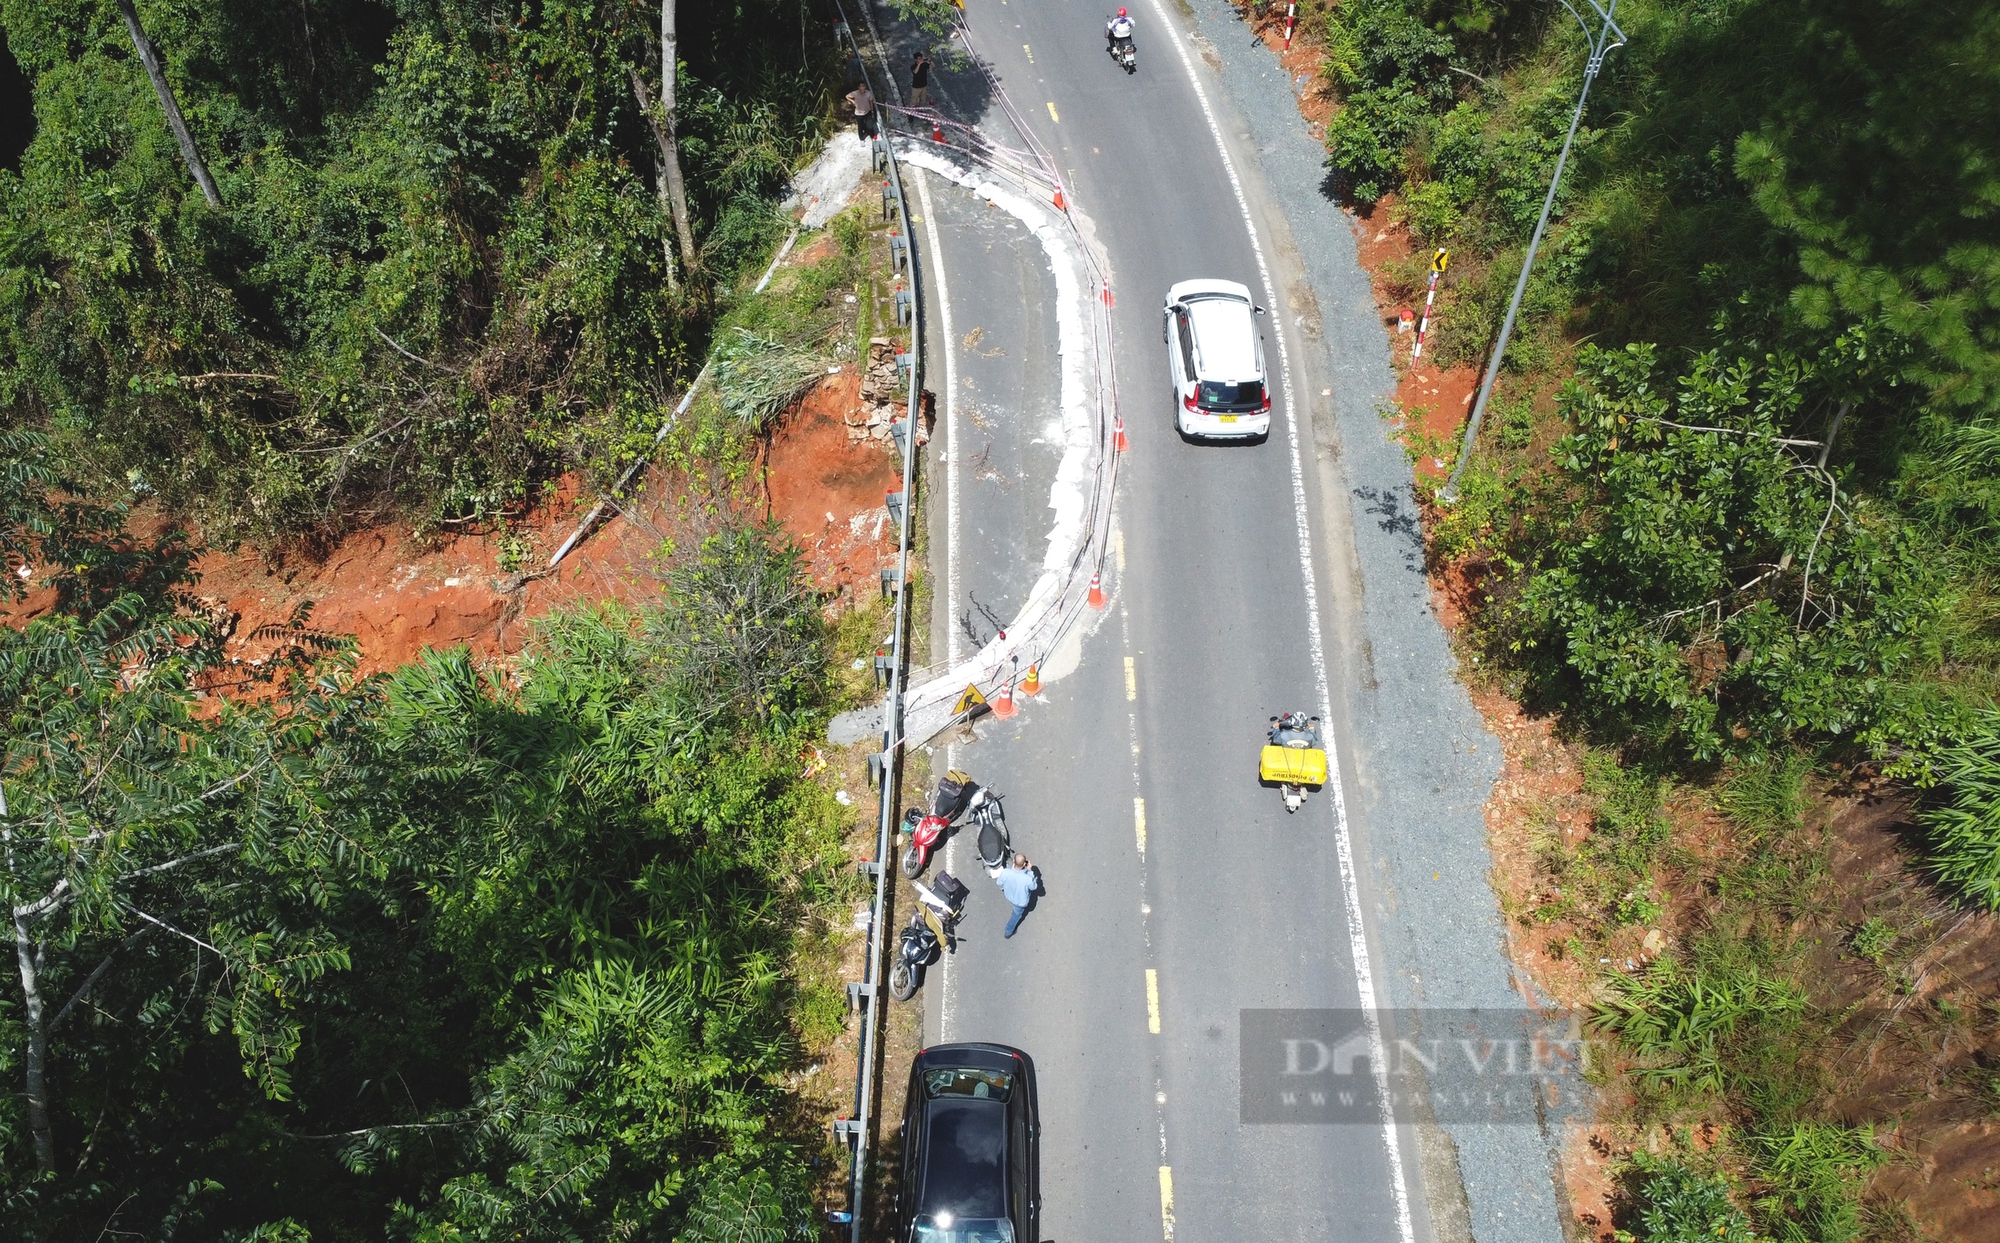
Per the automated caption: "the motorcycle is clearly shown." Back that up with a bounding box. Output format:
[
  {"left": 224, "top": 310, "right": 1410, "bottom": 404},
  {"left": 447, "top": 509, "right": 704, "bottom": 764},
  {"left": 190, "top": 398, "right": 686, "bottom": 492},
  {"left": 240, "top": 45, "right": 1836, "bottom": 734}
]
[
  {"left": 900, "top": 769, "right": 992, "bottom": 878},
  {"left": 1108, "top": 31, "right": 1136, "bottom": 73},
  {"left": 1261, "top": 711, "right": 1328, "bottom": 813},
  {"left": 974, "top": 789, "right": 1012, "bottom": 876},
  {"left": 888, "top": 871, "right": 969, "bottom": 1001}
]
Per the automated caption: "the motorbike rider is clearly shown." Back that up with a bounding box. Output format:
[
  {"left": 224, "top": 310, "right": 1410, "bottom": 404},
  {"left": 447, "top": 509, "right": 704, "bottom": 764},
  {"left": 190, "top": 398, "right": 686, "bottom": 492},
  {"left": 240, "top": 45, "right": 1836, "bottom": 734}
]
[
  {"left": 1106, "top": 7, "right": 1135, "bottom": 55},
  {"left": 1269, "top": 711, "right": 1321, "bottom": 749}
]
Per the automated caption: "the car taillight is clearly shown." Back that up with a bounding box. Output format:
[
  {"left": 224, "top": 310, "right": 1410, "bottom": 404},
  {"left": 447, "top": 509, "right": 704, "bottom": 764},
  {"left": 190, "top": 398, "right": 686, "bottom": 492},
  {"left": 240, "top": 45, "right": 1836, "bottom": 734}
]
[
  {"left": 1261, "top": 391, "right": 1272, "bottom": 412},
  {"left": 1183, "top": 393, "right": 1199, "bottom": 413}
]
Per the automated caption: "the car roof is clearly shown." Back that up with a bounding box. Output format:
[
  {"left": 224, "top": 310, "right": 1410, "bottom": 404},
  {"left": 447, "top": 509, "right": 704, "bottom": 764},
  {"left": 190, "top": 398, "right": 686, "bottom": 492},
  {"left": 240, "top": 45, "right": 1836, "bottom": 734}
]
[
  {"left": 916, "top": 1098, "right": 1010, "bottom": 1218},
  {"left": 1167, "top": 277, "right": 1253, "bottom": 303},
  {"left": 1184, "top": 296, "right": 1259, "bottom": 381},
  {"left": 916, "top": 1043, "right": 1027, "bottom": 1073}
]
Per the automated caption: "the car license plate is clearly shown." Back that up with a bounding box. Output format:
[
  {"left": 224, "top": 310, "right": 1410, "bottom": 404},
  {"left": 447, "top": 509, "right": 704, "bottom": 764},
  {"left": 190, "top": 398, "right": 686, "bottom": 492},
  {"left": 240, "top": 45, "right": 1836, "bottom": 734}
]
[{"left": 1218, "top": 415, "right": 1238, "bottom": 423}]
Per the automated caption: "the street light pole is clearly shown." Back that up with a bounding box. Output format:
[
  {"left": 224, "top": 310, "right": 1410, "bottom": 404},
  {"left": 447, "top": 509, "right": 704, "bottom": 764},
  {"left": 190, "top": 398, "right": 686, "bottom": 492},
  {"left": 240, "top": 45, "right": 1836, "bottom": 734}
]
[{"left": 1437, "top": 0, "right": 1625, "bottom": 504}]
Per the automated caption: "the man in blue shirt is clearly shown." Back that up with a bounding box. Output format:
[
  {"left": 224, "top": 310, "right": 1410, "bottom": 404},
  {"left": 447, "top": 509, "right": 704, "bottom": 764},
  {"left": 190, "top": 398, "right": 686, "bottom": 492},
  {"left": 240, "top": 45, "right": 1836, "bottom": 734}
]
[{"left": 995, "top": 853, "right": 1038, "bottom": 938}]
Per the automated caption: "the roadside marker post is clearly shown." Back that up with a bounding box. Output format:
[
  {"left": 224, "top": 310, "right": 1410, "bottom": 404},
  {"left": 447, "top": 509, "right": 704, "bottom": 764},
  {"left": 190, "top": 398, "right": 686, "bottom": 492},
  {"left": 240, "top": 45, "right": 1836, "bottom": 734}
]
[
  {"left": 1283, "top": 2, "right": 1297, "bottom": 49},
  {"left": 1412, "top": 248, "right": 1448, "bottom": 362}
]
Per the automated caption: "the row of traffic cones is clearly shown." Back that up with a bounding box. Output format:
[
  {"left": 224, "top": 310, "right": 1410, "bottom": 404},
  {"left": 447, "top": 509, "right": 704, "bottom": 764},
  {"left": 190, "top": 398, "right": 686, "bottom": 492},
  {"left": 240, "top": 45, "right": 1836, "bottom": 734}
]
[{"left": 991, "top": 656, "right": 1042, "bottom": 720}]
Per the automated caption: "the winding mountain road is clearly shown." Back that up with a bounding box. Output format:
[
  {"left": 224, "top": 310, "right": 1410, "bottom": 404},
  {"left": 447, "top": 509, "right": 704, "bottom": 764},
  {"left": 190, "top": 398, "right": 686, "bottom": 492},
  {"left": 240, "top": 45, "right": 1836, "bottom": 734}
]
[{"left": 881, "top": 2, "right": 1563, "bottom": 1241}]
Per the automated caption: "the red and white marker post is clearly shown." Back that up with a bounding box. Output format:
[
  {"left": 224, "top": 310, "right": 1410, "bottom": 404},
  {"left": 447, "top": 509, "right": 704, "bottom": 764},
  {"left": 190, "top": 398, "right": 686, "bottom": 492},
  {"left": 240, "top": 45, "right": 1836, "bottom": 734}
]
[
  {"left": 1411, "top": 248, "right": 1449, "bottom": 362},
  {"left": 1283, "top": 3, "right": 1298, "bottom": 49}
]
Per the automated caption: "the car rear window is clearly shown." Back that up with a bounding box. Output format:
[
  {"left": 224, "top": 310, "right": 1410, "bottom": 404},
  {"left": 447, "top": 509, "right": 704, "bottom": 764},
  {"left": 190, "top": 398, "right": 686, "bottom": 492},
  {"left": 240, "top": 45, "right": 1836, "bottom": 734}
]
[
  {"left": 923, "top": 1067, "right": 1014, "bottom": 1101},
  {"left": 1198, "top": 379, "right": 1264, "bottom": 410},
  {"left": 913, "top": 1216, "right": 1017, "bottom": 1243}
]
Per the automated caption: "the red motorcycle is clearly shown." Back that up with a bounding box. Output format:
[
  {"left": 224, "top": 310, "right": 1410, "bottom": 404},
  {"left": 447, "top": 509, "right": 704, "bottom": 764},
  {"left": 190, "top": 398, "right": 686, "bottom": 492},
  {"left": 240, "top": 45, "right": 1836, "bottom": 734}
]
[{"left": 899, "top": 769, "right": 987, "bottom": 877}]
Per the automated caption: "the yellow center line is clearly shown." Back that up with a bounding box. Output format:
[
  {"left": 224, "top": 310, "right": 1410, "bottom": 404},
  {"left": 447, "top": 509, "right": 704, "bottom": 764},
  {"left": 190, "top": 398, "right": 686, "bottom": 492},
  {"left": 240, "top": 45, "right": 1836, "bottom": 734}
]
[
  {"left": 1124, "top": 655, "right": 1137, "bottom": 701},
  {"left": 1115, "top": 524, "right": 1126, "bottom": 572},
  {"left": 1145, "top": 968, "right": 1161, "bottom": 1033},
  {"left": 1133, "top": 797, "right": 1147, "bottom": 854},
  {"left": 1046, "top": 101, "right": 1060, "bottom": 123},
  {"left": 1158, "top": 1166, "right": 1176, "bottom": 1242},
  {"left": 1024, "top": 44, "right": 1034, "bottom": 62}
]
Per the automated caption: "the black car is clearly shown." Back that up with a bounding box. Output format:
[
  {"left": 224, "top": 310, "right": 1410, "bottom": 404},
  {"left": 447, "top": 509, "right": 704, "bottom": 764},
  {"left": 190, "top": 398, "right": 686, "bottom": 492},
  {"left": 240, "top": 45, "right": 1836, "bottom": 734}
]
[{"left": 897, "top": 1043, "right": 1040, "bottom": 1243}]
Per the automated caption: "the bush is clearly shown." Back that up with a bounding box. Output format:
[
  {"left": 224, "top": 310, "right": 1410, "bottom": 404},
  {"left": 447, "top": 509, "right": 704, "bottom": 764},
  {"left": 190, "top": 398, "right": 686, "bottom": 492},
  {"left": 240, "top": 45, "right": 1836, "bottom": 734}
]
[
  {"left": 1504, "top": 343, "right": 1943, "bottom": 760},
  {"left": 1630, "top": 1153, "right": 1755, "bottom": 1243},
  {"left": 1593, "top": 958, "right": 1805, "bottom": 1097},
  {"left": 1751, "top": 1123, "right": 1883, "bottom": 1243},
  {"left": 1320, "top": 0, "right": 1455, "bottom": 202},
  {"left": 1918, "top": 715, "right": 2000, "bottom": 910}
]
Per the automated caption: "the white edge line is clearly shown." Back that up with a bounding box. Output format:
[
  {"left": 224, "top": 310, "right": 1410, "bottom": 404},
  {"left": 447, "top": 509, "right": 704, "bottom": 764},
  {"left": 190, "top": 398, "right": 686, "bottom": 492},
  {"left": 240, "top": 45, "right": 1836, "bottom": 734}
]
[
  {"left": 916, "top": 165, "right": 958, "bottom": 1043},
  {"left": 1140, "top": 2, "right": 1416, "bottom": 1239}
]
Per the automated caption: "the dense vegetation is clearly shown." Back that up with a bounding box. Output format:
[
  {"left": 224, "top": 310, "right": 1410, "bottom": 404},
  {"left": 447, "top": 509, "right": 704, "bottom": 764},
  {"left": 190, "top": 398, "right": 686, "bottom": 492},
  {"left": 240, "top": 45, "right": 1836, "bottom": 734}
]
[
  {"left": 1320, "top": 0, "right": 1992, "bottom": 783},
  {"left": 0, "top": 0, "right": 836, "bottom": 543},
  {"left": 0, "top": 431, "right": 851, "bottom": 1239},
  {"left": 1318, "top": 0, "right": 1999, "bottom": 873},
  {"left": 1307, "top": 0, "right": 1999, "bottom": 1237}
]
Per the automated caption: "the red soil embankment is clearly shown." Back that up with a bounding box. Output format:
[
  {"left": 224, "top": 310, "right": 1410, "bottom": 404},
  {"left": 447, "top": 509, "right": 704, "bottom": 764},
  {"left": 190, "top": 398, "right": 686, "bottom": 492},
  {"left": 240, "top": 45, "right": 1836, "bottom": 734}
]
[{"left": 5, "top": 373, "right": 908, "bottom": 677}]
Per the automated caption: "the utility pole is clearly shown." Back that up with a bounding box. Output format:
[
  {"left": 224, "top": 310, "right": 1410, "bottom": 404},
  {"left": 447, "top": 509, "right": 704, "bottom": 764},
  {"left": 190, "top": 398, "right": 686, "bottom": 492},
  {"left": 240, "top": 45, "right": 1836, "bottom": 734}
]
[{"left": 1437, "top": 0, "right": 1624, "bottom": 504}]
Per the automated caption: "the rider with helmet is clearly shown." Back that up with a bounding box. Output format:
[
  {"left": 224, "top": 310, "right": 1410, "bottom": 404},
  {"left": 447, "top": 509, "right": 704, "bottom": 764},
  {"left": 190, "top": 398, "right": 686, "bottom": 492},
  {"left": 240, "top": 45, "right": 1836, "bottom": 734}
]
[{"left": 1107, "top": 7, "right": 1135, "bottom": 55}]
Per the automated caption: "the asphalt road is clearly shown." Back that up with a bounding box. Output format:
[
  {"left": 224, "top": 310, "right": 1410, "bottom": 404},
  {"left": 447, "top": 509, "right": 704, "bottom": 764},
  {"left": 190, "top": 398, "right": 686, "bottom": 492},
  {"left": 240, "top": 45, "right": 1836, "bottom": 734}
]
[{"left": 895, "top": 5, "right": 1432, "bottom": 1243}]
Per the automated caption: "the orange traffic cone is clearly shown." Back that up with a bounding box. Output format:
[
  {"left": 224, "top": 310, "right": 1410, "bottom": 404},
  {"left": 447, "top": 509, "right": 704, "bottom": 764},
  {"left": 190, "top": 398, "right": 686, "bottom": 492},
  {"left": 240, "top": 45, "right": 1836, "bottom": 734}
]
[
  {"left": 1102, "top": 282, "right": 1114, "bottom": 307},
  {"left": 991, "top": 677, "right": 1019, "bottom": 719},
  {"left": 1114, "top": 417, "right": 1129, "bottom": 453},
  {"left": 932, "top": 119, "right": 944, "bottom": 143},
  {"left": 1087, "top": 571, "right": 1106, "bottom": 610},
  {"left": 1053, "top": 187, "right": 1066, "bottom": 211},
  {"left": 1021, "top": 662, "right": 1042, "bottom": 696}
]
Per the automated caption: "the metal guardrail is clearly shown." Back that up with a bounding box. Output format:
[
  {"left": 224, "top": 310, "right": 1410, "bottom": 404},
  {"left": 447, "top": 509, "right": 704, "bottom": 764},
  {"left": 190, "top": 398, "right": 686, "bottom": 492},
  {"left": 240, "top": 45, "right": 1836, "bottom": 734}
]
[
  {"left": 830, "top": 4, "right": 920, "bottom": 1241},
  {"left": 828, "top": 5, "right": 1126, "bottom": 1236}
]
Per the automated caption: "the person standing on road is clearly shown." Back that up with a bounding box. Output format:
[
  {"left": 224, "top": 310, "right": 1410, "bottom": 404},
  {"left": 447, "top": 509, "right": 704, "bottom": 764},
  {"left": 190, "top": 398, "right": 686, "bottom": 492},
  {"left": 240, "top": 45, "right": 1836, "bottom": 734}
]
[
  {"left": 910, "top": 50, "right": 932, "bottom": 109},
  {"left": 995, "top": 853, "right": 1038, "bottom": 938},
  {"left": 845, "top": 80, "right": 876, "bottom": 139}
]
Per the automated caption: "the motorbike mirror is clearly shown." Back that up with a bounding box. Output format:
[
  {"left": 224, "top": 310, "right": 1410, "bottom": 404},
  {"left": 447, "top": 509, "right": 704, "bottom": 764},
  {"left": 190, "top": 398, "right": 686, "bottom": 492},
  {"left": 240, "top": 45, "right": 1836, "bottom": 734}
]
[{"left": 1254, "top": 305, "right": 1268, "bottom": 315}]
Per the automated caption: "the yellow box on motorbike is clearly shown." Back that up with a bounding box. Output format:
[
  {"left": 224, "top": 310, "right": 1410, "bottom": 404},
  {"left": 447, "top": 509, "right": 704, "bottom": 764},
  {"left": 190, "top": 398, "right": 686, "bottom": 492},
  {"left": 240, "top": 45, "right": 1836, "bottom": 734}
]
[{"left": 1260, "top": 745, "right": 1328, "bottom": 786}]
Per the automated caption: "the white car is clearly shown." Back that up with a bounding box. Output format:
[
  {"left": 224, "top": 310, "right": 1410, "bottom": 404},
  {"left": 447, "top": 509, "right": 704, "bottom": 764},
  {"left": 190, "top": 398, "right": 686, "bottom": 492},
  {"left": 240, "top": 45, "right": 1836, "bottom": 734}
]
[{"left": 1162, "top": 279, "right": 1271, "bottom": 441}]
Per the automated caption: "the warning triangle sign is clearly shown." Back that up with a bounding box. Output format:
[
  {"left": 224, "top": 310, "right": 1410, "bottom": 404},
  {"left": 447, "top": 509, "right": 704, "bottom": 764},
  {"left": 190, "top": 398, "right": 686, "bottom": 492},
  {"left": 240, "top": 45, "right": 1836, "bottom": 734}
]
[{"left": 951, "top": 684, "right": 988, "bottom": 716}]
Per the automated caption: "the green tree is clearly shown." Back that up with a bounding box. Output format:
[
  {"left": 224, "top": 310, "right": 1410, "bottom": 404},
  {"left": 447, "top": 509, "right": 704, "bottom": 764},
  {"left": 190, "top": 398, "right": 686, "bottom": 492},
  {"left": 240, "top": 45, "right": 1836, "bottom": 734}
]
[{"left": 1504, "top": 343, "right": 1943, "bottom": 758}]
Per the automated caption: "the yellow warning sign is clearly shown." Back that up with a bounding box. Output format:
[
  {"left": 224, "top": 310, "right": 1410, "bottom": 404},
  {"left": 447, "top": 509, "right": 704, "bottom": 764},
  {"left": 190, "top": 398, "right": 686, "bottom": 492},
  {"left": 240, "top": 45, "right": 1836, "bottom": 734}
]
[
  {"left": 1430, "top": 248, "right": 1451, "bottom": 273},
  {"left": 952, "top": 684, "right": 988, "bottom": 716}
]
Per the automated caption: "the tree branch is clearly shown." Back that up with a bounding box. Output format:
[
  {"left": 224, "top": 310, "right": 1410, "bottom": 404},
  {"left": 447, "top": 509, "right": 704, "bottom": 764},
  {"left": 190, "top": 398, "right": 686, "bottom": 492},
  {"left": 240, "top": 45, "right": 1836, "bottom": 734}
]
[
  {"left": 116, "top": 0, "right": 223, "bottom": 208},
  {"left": 285, "top": 1120, "right": 467, "bottom": 1141},
  {"left": 372, "top": 327, "right": 460, "bottom": 374},
  {"left": 122, "top": 840, "right": 239, "bottom": 882},
  {"left": 48, "top": 927, "right": 152, "bottom": 1033},
  {"left": 119, "top": 905, "right": 222, "bottom": 957},
  {"left": 1639, "top": 416, "right": 1822, "bottom": 448}
]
